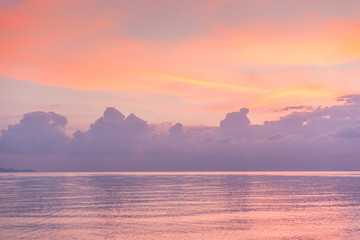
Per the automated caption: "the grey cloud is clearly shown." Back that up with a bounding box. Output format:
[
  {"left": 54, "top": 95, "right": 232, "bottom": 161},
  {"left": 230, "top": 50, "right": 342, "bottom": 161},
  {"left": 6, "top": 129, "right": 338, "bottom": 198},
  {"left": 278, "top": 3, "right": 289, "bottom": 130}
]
[
  {"left": 169, "top": 123, "right": 184, "bottom": 137},
  {"left": 0, "top": 111, "right": 68, "bottom": 153},
  {"left": 219, "top": 108, "right": 250, "bottom": 139},
  {"left": 262, "top": 101, "right": 360, "bottom": 138},
  {"left": 70, "top": 107, "right": 148, "bottom": 155},
  {"left": 2, "top": 95, "right": 360, "bottom": 171},
  {"left": 337, "top": 94, "right": 360, "bottom": 105},
  {"left": 334, "top": 126, "right": 360, "bottom": 138},
  {"left": 267, "top": 133, "right": 288, "bottom": 141},
  {"left": 278, "top": 105, "right": 314, "bottom": 112}
]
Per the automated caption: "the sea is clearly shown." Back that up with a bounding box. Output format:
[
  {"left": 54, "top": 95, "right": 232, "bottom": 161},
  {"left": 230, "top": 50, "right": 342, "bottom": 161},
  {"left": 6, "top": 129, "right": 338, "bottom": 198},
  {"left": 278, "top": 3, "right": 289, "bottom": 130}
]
[{"left": 1, "top": 172, "right": 360, "bottom": 240}]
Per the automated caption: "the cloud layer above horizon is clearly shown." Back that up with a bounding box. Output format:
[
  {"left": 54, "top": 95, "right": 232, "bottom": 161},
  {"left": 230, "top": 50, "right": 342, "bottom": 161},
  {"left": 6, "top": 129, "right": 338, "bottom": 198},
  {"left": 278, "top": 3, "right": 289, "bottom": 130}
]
[{"left": 1, "top": 94, "right": 360, "bottom": 171}]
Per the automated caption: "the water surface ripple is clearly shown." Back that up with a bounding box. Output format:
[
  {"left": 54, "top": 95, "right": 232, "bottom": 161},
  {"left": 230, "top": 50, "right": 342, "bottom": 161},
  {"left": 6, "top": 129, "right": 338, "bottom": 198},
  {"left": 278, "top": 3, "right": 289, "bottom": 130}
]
[{"left": 1, "top": 172, "right": 360, "bottom": 239}]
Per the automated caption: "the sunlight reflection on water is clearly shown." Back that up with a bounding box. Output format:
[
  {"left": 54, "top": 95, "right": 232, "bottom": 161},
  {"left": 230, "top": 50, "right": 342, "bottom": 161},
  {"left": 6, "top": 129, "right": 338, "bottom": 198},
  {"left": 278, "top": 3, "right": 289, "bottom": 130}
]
[{"left": 1, "top": 172, "right": 360, "bottom": 239}]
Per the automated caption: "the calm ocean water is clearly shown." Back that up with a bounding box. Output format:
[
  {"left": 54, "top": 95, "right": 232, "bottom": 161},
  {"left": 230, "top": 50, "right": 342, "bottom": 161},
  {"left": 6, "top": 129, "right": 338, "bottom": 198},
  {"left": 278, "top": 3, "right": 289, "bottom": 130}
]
[{"left": 1, "top": 172, "right": 360, "bottom": 240}]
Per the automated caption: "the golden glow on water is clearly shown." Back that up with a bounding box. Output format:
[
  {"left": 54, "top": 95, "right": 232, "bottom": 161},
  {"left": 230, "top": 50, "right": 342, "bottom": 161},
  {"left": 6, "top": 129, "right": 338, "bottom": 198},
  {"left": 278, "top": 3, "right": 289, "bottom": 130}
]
[{"left": 1, "top": 172, "right": 360, "bottom": 239}]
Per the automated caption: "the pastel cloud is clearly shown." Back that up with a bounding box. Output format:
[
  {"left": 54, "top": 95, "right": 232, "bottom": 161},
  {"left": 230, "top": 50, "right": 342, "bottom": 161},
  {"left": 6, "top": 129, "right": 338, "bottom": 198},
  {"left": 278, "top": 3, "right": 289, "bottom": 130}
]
[
  {"left": 71, "top": 107, "right": 148, "bottom": 155},
  {"left": 278, "top": 106, "right": 314, "bottom": 112},
  {"left": 219, "top": 108, "right": 251, "bottom": 139},
  {"left": 1, "top": 94, "right": 360, "bottom": 171},
  {"left": 334, "top": 126, "right": 360, "bottom": 138},
  {"left": 337, "top": 94, "right": 360, "bottom": 104},
  {"left": 0, "top": 111, "right": 68, "bottom": 153}
]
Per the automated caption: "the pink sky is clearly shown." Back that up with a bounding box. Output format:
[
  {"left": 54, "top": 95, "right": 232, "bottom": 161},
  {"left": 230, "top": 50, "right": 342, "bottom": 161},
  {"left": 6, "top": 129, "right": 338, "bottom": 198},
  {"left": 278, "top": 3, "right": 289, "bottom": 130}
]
[
  {"left": 1, "top": 0, "right": 360, "bottom": 171},
  {"left": 1, "top": 0, "right": 360, "bottom": 130}
]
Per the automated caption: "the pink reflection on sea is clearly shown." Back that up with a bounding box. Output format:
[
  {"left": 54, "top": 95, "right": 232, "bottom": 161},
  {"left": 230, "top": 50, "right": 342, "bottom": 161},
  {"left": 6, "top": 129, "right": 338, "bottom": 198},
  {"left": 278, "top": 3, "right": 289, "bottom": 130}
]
[{"left": 1, "top": 172, "right": 360, "bottom": 239}]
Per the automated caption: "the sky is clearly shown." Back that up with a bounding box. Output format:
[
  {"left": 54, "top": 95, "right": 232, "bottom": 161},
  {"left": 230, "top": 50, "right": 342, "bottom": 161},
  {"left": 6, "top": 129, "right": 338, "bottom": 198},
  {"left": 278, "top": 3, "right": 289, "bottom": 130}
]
[{"left": 1, "top": 0, "right": 360, "bottom": 171}]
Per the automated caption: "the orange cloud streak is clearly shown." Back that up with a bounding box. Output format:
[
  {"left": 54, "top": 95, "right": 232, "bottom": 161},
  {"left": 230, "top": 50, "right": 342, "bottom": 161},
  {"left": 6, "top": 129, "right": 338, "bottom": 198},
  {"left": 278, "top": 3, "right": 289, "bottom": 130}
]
[{"left": 1, "top": 0, "right": 360, "bottom": 124}]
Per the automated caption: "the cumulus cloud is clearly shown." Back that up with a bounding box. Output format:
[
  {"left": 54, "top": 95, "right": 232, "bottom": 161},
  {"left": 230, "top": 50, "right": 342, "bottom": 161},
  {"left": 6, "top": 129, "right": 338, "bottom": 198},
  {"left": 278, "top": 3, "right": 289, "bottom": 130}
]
[
  {"left": 70, "top": 107, "right": 148, "bottom": 155},
  {"left": 169, "top": 123, "right": 184, "bottom": 137},
  {"left": 2, "top": 96, "right": 360, "bottom": 171},
  {"left": 0, "top": 111, "right": 68, "bottom": 153},
  {"left": 219, "top": 108, "right": 250, "bottom": 138}
]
